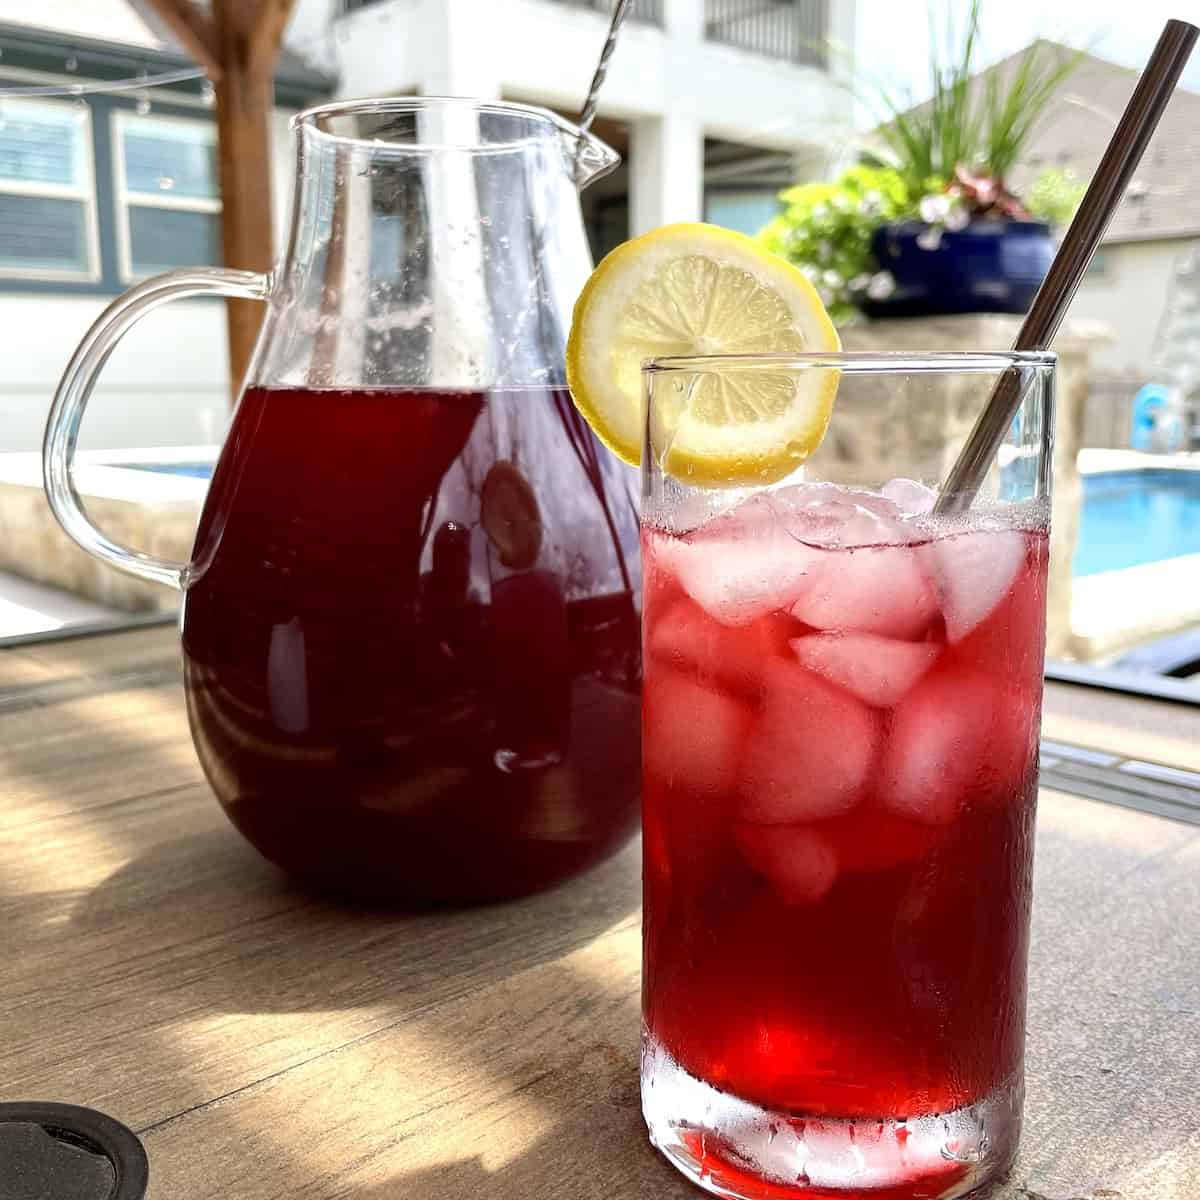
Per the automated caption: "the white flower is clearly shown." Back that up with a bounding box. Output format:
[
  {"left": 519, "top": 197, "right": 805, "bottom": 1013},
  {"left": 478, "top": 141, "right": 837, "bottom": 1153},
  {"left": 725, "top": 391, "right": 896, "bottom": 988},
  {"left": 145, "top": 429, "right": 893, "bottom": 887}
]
[
  {"left": 859, "top": 190, "right": 882, "bottom": 217},
  {"left": 944, "top": 201, "right": 971, "bottom": 232},
  {"left": 812, "top": 204, "right": 829, "bottom": 221},
  {"left": 866, "top": 271, "right": 896, "bottom": 300},
  {"left": 849, "top": 272, "right": 872, "bottom": 292},
  {"left": 822, "top": 269, "right": 843, "bottom": 288},
  {"left": 919, "top": 193, "right": 951, "bottom": 224},
  {"left": 800, "top": 263, "right": 820, "bottom": 281},
  {"left": 916, "top": 225, "right": 943, "bottom": 251},
  {"left": 816, "top": 240, "right": 833, "bottom": 264},
  {"left": 831, "top": 193, "right": 850, "bottom": 211}
]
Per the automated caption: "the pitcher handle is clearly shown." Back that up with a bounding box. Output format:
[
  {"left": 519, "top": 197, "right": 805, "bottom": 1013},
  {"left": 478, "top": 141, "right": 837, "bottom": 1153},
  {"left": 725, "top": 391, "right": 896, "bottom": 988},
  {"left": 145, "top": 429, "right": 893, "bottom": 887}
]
[{"left": 43, "top": 268, "right": 271, "bottom": 591}]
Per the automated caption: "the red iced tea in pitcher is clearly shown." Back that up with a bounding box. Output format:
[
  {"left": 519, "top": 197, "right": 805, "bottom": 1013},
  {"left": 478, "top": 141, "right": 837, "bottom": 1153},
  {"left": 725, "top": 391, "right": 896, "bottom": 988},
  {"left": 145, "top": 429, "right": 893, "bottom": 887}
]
[{"left": 182, "top": 384, "right": 641, "bottom": 902}]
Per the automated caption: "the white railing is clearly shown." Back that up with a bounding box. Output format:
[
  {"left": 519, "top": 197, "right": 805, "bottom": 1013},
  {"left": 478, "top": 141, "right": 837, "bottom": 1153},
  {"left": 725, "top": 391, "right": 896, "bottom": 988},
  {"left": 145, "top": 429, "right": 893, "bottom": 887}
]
[{"left": 705, "top": 0, "right": 828, "bottom": 67}]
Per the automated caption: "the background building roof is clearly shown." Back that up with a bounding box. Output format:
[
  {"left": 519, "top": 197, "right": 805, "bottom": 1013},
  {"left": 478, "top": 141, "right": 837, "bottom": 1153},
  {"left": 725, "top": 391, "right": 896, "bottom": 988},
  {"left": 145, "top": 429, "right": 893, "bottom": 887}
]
[
  {"left": 883, "top": 40, "right": 1200, "bottom": 246},
  {"left": 1005, "top": 41, "right": 1199, "bottom": 245}
]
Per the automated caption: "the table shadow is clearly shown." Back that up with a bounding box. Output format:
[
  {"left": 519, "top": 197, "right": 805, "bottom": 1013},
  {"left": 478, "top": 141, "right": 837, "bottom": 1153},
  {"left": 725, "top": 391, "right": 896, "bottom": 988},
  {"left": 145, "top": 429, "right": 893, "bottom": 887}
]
[{"left": 65, "top": 824, "right": 641, "bottom": 1018}]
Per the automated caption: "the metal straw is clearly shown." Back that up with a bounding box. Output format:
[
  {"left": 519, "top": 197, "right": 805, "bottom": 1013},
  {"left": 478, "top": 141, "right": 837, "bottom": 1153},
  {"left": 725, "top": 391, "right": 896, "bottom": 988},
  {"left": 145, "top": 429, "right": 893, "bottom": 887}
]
[
  {"left": 934, "top": 18, "right": 1199, "bottom": 515},
  {"left": 578, "top": 0, "right": 632, "bottom": 137},
  {"left": 576, "top": 0, "right": 633, "bottom": 178}
]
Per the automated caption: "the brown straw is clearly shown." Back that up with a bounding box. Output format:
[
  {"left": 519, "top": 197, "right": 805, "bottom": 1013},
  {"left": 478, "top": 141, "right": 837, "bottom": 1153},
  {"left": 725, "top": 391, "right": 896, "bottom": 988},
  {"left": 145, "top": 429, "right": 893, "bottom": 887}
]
[{"left": 934, "top": 18, "right": 1199, "bottom": 515}]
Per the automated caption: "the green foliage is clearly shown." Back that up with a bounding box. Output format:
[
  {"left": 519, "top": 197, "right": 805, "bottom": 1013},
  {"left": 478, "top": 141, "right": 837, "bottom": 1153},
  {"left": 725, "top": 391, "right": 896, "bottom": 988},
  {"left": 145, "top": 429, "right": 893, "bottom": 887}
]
[
  {"left": 863, "top": 0, "right": 1082, "bottom": 195},
  {"left": 1026, "top": 167, "right": 1085, "bottom": 227},
  {"left": 757, "top": 166, "right": 917, "bottom": 323},
  {"left": 761, "top": 3, "right": 1086, "bottom": 322},
  {"left": 981, "top": 41, "right": 1084, "bottom": 178}
]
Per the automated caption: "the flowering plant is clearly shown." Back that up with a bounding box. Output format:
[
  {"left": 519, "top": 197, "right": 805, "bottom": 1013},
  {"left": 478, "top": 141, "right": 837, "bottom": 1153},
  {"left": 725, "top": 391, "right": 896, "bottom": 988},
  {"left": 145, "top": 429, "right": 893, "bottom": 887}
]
[
  {"left": 757, "top": 165, "right": 918, "bottom": 323},
  {"left": 759, "top": 0, "right": 1084, "bottom": 322},
  {"left": 865, "top": 0, "right": 1081, "bottom": 205}
]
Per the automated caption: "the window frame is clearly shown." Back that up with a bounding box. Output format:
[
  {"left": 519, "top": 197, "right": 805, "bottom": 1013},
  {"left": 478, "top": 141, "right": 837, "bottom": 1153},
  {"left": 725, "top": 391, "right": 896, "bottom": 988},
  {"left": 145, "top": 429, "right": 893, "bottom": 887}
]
[
  {"left": 110, "top": 107, "right": 221, "bottom": 284},
  {"left": 0, "top": 95, "right": 102, "bottom": 284}
]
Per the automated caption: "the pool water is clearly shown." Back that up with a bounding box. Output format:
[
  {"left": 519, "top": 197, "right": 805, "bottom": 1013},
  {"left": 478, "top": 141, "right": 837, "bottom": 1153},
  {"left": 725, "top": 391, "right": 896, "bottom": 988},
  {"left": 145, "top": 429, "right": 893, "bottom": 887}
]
[
  {"left": 116, "top": 462, "right": 214, "bottom": 480},
  {"left": 115, "top": 462, "right": 1200, "bottom": 578},
  {"left": 1074, "top": 469, "right": 1200, "bottom": 576}
]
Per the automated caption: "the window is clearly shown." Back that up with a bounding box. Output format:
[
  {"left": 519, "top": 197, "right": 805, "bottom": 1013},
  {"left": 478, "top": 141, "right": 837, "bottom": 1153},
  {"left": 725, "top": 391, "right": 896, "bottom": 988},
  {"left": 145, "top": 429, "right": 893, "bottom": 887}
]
[
  {"left": 705, "top": 190, "right": 780, "bottom": 236},
  {"left": 113, "top": 111, "right": 220, "bottom": 280},
  {"left": 0, "top": 98, "right": 99, "bottom": 281}
]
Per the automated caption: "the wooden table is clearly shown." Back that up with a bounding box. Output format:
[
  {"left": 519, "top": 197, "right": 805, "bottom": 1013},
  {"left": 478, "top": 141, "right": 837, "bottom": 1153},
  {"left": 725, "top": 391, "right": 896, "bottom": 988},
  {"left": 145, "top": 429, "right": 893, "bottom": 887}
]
[{"left": 2, "top": 626, "right": 1198, "bottom": 1199}]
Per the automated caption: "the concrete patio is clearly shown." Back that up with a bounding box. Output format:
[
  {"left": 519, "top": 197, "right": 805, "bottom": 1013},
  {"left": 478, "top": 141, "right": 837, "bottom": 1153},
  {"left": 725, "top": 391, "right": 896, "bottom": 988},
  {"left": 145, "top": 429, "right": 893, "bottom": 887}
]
[{"left": 0, "top": 570, "right": 124, "bottom": 640}]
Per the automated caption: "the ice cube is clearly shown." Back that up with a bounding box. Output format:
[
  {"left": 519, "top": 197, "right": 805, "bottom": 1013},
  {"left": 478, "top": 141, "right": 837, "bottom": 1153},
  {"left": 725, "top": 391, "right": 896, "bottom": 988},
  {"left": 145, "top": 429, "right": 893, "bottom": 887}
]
[
  {"left": 738, "top": 659, "right": 879, "bottom": 823},
  {"left": 644, "top": 668, "right": 753, "bottom": 797},
  {"left": 770, "top": 481, "right": 906, "bottom": 547},
  {"left": 882, "top": 477, "right": 937, "bottom": 516},
  {"left": 654, "top": 502, "right": 819, "bottom": 627},
  {"left": 734, "top": 823, "right": 838, "bottom": 905},
  {"left": 649, "top": 598, "right": 789, "bottom": 700},
  {"left": 821, "top": 806, "right": 939, "bottom": 873},
  {"left": 880, "top": 664, "right": 1034, "bottom": 824},
  {"left": 790, "top": 543, "right": 939, "bottom": 639},
  {"left": 922, "top": 528, "right": 1025, "bottom": 643},
  {"left": 790, "top": 632, "right": 940, "bottom": 708},
  {"left": 950, "top": 534, "right": 1047, "bottom": 692}
]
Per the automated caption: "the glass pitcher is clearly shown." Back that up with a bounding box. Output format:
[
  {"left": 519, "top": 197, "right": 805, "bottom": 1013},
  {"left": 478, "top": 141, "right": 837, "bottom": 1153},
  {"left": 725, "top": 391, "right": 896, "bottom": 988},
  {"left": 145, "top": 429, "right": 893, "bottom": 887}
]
[{"left": 44, "top": 98, "right": 642, "bottom": 904}]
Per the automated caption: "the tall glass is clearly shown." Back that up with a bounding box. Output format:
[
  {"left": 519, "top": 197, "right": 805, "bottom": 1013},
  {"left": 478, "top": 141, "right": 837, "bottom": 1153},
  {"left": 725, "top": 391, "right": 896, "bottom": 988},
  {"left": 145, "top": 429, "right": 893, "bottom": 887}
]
[{"left": 639, "top": 353, "right": 1054, "bottom": 1199}]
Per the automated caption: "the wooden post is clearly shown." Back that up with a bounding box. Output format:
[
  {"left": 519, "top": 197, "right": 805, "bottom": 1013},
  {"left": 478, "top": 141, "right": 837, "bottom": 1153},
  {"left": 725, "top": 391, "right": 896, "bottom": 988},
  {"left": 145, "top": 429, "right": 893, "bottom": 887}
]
[
  {"left": 211, "top": 1, "right": 275, "bottom": 398},
  {"left": 143, "top": 0, "right": 297, "bottom": 400}
]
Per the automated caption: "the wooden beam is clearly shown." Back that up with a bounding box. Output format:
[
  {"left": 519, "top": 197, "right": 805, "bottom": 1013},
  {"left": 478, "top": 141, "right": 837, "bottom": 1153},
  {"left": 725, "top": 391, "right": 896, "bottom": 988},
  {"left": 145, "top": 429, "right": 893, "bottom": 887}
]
[
  {"left": 141, "top": 0, "right": 222, "bottom": 80},
  {"left": 247, "top": 0, "right": 298, "bottom": 84},
  {"left": 211, "top": 0, "right": 286, "bottom": 398}
]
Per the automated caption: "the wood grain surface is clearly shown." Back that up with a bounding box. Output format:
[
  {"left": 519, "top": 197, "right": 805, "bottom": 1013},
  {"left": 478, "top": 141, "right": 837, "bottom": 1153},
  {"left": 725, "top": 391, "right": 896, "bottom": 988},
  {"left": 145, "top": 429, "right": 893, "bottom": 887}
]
[{"left": 1, "top": 627, "right": 1197, "bottom": 1199}]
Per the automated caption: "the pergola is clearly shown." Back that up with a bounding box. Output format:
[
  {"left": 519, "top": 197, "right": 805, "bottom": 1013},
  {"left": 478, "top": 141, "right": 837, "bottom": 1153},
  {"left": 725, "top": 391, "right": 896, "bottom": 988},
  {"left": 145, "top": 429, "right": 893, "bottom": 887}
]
[{"left": 141, "top": 0, "right": 298, "bottom": 395}]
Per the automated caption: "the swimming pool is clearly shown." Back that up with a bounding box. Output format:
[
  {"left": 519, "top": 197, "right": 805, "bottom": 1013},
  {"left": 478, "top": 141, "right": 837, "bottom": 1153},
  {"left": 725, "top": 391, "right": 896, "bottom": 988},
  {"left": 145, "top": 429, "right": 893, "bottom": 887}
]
[
  {"left": 1074, "top": 469, "right": 1200, "bottom": 577},
  {"left": 116, "top": 461, "right": 214, "bottom": 480},
  {"left": 113, "top": 461, "right": 1200, "bottom": 578}
]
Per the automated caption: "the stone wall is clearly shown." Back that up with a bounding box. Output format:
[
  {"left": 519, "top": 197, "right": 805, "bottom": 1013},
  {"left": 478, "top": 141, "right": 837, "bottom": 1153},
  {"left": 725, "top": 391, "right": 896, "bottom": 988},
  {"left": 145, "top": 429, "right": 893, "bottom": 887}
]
[
  {"left": 0, "top": 454, "right": 199, "bottom": 613},
  {"left": 838, "top": 315, "right": 1110, "bottom": 660}
]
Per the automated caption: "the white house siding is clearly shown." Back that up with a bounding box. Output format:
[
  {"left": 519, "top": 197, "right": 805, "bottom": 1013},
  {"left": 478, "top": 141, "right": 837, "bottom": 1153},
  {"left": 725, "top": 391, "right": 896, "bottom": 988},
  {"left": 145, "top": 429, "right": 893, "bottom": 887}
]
[
  {"left": 1072, "top": 236, "right": 1199, "bottom": 375},
  {"left": 1, "top": 1, "right": 855, "bottom": 453},
  {"left": 316, "top": 0, "right": 856, "bottom": 233},
  {"left": 0, "top": 292, "right": 229, "bottom": 451},
  {"left": 0, "top": 105, "right": 297, "bottom": 453}
]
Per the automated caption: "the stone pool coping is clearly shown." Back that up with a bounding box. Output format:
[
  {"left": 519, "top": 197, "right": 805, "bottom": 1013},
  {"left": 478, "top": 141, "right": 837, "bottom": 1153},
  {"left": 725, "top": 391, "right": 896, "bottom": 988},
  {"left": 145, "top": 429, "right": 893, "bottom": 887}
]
[
  {"left": 1071, "top": 551, "right": 1200, "bottom": 662},
  {"left": 1078, "top": 448, "right": 1200, "bottom": 475},
  {"left": 4, "top": 442, "right": 1200, "bottom": 656},
  {"left": 1069, "top": 451, "right": 1200, "bottom": 658},
  {"left": 0, "top": 447, "right": 217, "bottom": 612}
]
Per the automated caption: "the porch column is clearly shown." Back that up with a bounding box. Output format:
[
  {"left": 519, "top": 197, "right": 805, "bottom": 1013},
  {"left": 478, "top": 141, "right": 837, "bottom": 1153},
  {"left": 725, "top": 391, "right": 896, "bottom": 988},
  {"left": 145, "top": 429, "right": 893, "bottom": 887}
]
[{"left": 629, "top": 111, "right": 704, "bottom": 235}]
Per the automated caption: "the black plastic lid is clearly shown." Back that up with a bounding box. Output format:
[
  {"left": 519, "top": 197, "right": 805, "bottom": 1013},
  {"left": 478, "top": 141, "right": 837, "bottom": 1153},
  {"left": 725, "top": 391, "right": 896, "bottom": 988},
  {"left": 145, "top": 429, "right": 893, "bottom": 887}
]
[{"left": 0, "top": 1102, "right": 148, "bottom": 1200}]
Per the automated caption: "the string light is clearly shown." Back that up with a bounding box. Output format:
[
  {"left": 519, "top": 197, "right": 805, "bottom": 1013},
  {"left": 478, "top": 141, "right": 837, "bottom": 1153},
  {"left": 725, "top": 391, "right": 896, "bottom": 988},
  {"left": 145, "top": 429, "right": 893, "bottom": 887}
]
[
  {"left": 0, "top": 16, "right": 339, "bottom": 103},
  {"left": 0, "top": 66, "right": 206, "bottom": 99}
]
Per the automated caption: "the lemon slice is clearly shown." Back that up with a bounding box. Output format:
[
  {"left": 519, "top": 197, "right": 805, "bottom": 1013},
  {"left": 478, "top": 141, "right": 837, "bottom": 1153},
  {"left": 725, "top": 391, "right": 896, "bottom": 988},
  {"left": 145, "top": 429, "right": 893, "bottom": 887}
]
[{"left": 566, "top": 222, "right": 840, "bottom": 486}]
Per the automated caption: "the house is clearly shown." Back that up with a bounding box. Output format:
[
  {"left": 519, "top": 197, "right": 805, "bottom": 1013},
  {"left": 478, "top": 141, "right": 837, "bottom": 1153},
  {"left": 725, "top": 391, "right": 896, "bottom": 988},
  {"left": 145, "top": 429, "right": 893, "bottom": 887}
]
[
  {"left": 0, "top": 1, "right": 331, "bottom": 453},
  {"left": 0, "top": 0, "right": 855, "bottom": 454},
  {"left": 973, "top": 42, "right": 1200, "bottom": 380},
  {"left": 292, "top": 0, "right": 856, "bottom": 252}
]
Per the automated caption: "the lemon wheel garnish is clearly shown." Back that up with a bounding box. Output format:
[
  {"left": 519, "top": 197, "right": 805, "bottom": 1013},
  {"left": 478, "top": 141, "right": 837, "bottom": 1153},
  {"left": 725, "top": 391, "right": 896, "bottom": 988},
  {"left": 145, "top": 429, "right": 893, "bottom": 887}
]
[{"left": 565, "top": 222, "right": 840, "bottom": 486}]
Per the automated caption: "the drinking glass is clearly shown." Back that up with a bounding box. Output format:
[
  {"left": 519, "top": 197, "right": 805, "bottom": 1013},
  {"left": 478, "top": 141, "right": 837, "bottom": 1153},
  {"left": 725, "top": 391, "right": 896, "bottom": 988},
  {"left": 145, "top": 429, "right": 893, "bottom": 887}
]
[{"left": 639, "top": 352, "right": 1054, "bottom": 1199}]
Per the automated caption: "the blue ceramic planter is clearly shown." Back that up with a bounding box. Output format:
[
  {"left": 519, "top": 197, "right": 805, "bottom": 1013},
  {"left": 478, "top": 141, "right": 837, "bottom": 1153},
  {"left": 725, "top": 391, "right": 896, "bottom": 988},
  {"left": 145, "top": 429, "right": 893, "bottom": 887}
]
[{"left": 862, "top": 219, "right": 1053, "bottom": 318}]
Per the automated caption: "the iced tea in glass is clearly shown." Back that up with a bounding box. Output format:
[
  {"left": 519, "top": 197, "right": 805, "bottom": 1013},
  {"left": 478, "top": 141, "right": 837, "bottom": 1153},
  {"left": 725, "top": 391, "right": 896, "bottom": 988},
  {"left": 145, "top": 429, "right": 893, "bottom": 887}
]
[{"left": 640, "top": 352, "right": 1054, "bottom": 1200}]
